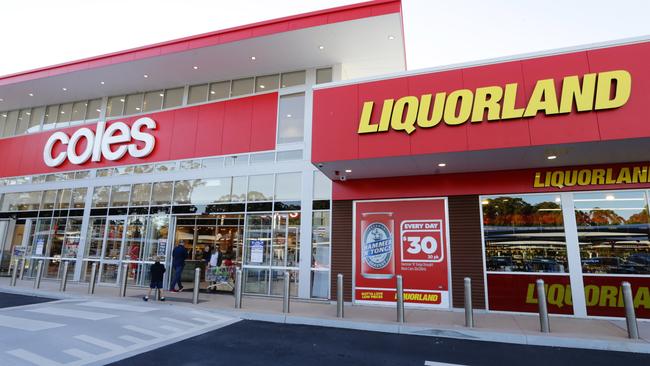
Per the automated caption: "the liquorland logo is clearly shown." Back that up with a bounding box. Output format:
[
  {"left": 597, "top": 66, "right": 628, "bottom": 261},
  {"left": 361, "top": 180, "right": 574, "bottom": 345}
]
[
  {"left": 357, "top": 70, "right": 631, "bottom": 135},
  {"left": 43, "top": 117, "right": 157, "bottom": 167}
]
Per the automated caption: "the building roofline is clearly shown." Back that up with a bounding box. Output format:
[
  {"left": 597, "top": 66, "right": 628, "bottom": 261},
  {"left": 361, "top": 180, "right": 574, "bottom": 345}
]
[
  {"left": 0, "top": 0, "right": 401, "bottom": 86},
  {"left": 313, "top": 34, "right": 650, "bottom": 90}
]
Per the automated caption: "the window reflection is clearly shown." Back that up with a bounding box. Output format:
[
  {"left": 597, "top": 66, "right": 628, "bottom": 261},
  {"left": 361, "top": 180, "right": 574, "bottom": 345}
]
[
  {"left": 574, "top": 191, "right": 650, "bottom": 274},
  {"left": 482, "top": 194, "right": 568, "bottom": 273}
]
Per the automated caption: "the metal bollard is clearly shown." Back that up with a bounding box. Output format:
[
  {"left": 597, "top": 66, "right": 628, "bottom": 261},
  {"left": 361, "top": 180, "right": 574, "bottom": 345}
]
[
  {"left": 192, "top": 267, "right": 201, "bottom": 305},
  {"left": 396, "top": 275, "right": 405, "bottom": 323},
  {"left": 119, "top": 263, "right": 128, "bottom": 297},
  {"left": 88, "top": 262, "right": 98, "bottom": 294},
  {"left": 234, "top": 269, "right": 243, "bottom": 309},
  {"left": 10, "top": 260, "right": 18, "bottom": 286},
  {"left": 622, "top": 282, "right": 639, "bottom": 339},
  {"left": 536, "top": 279, "right": 550, "bottom": 333},
  {"left": 336, "top": 273, "right": 344, "bottom": 318},
  {"left": 19, "top": 258, "right": 26, "bottom": 280},
  {"left": 34, "top": 260, "right": 43, "bottom": 289},
  {"left": 59, "top": 261, "right": 70, "bottom": 292},
  {"left": 464, "top": 277, "right": 474, "bottom": 328},
  {"left": 282, "top": 271, "right": 290, "bottom": 313}
]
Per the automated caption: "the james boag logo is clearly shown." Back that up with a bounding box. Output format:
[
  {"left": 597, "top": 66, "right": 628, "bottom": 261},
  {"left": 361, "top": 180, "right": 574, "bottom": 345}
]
[{"left": 362, "top": 223, "right": 393, "bottom": 269}]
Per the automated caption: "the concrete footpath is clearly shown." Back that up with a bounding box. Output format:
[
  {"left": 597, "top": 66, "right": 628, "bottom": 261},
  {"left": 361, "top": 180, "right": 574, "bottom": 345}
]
[{"left": 1, "top": 276, "right": 649, "bottom": 354}]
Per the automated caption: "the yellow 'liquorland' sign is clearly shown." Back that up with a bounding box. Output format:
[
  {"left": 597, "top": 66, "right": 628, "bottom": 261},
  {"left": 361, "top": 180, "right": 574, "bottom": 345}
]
[
  {"left": 358, "top": 70, "right": 631, "bottom": 135},
  {"left": 534, "top": 165, "right": 649, "bottom": 189}
]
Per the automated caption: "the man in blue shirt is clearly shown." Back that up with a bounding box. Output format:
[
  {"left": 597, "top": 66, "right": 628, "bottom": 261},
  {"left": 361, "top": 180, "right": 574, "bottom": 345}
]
[{"left": 170, "top": 241, "right": 188, "bottom": 292}]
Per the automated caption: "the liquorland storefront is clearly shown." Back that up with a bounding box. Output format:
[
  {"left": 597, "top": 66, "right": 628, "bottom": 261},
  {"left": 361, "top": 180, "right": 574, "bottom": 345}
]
[
  {"left": 0, "top": 0, "right": 406, "bottom": 301},
  {"left": 312, "top": 38, "right": 650, "bottom": 319}
]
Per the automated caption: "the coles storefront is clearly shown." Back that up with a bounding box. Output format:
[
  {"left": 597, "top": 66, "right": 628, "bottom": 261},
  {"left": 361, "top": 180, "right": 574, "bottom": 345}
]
[{"left": 312, "top": 40, "right": 650, "bottom": 319}]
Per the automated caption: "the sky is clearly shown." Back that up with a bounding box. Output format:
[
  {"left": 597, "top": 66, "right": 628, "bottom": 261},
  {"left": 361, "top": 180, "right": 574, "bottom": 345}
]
[{"left": 0, "top": 0, "right": 649, "bottom": 76}]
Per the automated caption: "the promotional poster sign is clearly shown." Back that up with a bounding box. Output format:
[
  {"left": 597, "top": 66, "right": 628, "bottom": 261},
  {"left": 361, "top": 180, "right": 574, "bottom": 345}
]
[
  {"left": 35, "top": 239, "right": 45, "bottom": 256},
  {"left": 250, "top": 240, "right": 264, "bottom": 264},
  {"left": 157, "top": 239, "right": 167, "bottom": 257},
  {"left": 354, "top": 198, "right": 450, "bottom": 308}
]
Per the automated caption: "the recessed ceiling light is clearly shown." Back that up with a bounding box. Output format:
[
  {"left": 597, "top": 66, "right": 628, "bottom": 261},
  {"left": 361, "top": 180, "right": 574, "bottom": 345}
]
[
  {"left": 286, "top": 114, "right": 292, "bottom": 118},
  {"left": 259, "top": 85, "right": 265, "bottom": 89},
  {"left": 100, "top": 81, "right": 105, "bottom": 85},
  {"left": 438, "top": 163, "right": 446, "bottom": 167},
  {"left": 250, "top": 56, "right": 256, "bottom": 60},
  {"left": 120, "top": 98, "right": 125, "bottom": 102},
  {"left": 547, "top": 155, "right": 557, "bottom": 160},
  {"left": 345, "top": 169, "right": 352, "bottom": 173},
  {"left": 28, "top": 93, "right": 34, "bottom": 97},
  {"left": 143, "top": 74, "right": 149, "bottom": 78},
  {"left": 0, "top": 98, "right": 4, "bottom": 102},
  {"left": 388, "top": 35, "right": 395, "bottom": 40},
  {"left": 318, "top": 45, "right": 325, "bottom": 50},
  {"left": 136, "top": 107, "right": 141, "bottom": 111},
  {"left": 210, "top": 91, "right": 216, "bottom": 94},
  {"left": 26, "top": 112, "right": 30, "bottom": 115},
  {"left": 192, "top": 66, "right": 199, "bottom": 70},
  {"left": 606, "top": 194, "right": 615, "bottom": 200},
  {"left": 159, "top": 93, "right": 164, "bottom": 97},
  {"left": 62, "top": 87, "right": 67, "bottom": 91},
  {"left": 60, "top": 111, "right": 65, "bottom": 114},
  {"left": 96, "top": 109, "right": 101, "bottom": 112},
  {"left": 1, "top": 114, "right": 6, "bottom": 118}
]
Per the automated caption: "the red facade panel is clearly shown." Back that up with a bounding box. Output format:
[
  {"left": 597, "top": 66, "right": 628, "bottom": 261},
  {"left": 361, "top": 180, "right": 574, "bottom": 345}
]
[
  {"left": 312, "top": 85, "right": 360, "bottom": 162},
  {"left": 462, "top": 61, "right": 531, "bottom": 150},
  {"left": 0, "top": 93, "right": 277, "bottom": 178},
  {"left": 357, "top": 78, "right": 411, "bottom": 159},
  {"left": 588, "top": 42, "right": 650, "bottom": 140},
  {"left": 312, "top": 41, "right": 650, "bottom": 164},
  {"left": 521, "top": 51, "right": 600, "bottom": 145}
]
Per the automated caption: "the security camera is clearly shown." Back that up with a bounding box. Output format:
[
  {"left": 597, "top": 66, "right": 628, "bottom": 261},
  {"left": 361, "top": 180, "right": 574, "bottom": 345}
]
[
  {"left": 317, "top": 163, "right": 324, "bottom": 168},
  {"left": 339, "top": 175, "right": 347, "bottom": 182}
]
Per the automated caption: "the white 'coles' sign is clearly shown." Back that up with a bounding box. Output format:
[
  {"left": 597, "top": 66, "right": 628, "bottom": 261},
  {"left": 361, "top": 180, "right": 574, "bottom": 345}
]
[{"left": 43, "top": 117, "right": 157, "bottom": 167}]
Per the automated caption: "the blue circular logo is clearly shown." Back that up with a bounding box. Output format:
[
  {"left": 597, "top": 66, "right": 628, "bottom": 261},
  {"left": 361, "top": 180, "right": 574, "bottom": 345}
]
[{"left": 362, "top": 222, "right": 392, "bottom": 269}]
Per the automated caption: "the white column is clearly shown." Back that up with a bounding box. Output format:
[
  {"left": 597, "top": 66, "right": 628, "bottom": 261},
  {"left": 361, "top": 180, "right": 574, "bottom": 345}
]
[
  {"left": 73, "top": 181, "right": 96, "bottom": 281},
  {"left": 298, "top": 168, "right": 314, "bottom": 298},
  {"left": 561, "top": 192, "right": 587, "bottom": 318}
]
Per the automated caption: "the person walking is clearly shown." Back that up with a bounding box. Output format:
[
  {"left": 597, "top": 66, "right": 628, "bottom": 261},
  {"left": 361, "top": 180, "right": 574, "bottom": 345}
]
[
  {"left": 170, "top": 241, "right": 188, "bottom": 292},
  {"left": 143, "top": 257, "right": 166, "bottom": 301}
]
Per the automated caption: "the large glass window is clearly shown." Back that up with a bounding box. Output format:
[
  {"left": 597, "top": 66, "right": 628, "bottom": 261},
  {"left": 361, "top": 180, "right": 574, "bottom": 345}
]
[
  {"left": 152, "top": 182, "right": 173, "bottom": 205},
  {"left": 188, "top": 84, "right": 209, "bottom": 104},
  {"left": 209, "top": 81, "right": 230, "bottom": 100},
  {"left": 275, "top": 173, "right": 301, "bottom": 201},
  {"left": 277, "top": 93, "right": 305, "bottom": 144},
  {"left": 255, "top": 74, "right": 279, "bottom": 92},
  {"left": 130, "top": 183, "right": 152, "bottom": 206},
  {"left": 163, "top": 88, "right": 184, "bottom": 109},
  {"left": 3, "top": 110, "right": 18, "bottom": 137},
  {"left": 124, "top": 93, "right": 144, "bottom": 115},
  {"left": 574, "top": 191, "right": 650, "bottom": 274},
  {"left": 163, "top": 88, "right": 185, "bottom": 108},
  {"left": 110, "top": 185, "right": 131, "bottom": 207},
  {"left": 281, "top": 71, "right": 306, "bottom": 88},
  {"left": 107, "top": 96, "right": 125, "bottom": 117},
  {"left": 248, "top": 174, "right": 274, "bottom": 201},
  {"left": 313, "top": 171, "right": 331, "bottom": 200},
  {"left": 92, "top": 186, "right": 111, "bottom": 208},
  {"left": 482, "top": 194, "right": 568, "bottom": 273},
  {"left": 143, "top": 91, "right": 163, "bottom": 112},
  {"left": 231, "top": 78, "right": 254, "bottom": 97}
]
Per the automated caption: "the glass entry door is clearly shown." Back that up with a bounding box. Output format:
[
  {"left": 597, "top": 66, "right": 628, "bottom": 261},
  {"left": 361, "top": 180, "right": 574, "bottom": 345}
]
[
  {"left": 98, "top": 216, "right": 128, "bottom": 285},
  {"left": 0, "top": 219, "right": 12, "bottom": 275},
  {"left": 243, "top": 212, "right": 300, "bottom": 296}
]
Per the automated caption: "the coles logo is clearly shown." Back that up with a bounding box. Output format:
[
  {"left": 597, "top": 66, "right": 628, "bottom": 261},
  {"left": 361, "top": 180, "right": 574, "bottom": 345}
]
[
  {"left": 43, "top": 117, "right": 157, "bottom": 167},
  {"left": 362, "top": 222, "right": 393, "bottom": 269}
]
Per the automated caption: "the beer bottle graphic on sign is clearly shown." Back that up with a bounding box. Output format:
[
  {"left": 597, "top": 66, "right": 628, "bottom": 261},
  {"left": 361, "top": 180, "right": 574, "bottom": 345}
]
[{"left": 360, "top": 212, "right": 395, "bottom": 279}]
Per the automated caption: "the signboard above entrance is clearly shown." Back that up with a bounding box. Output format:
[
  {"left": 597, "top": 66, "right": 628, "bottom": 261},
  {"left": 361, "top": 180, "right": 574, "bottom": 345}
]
[{"left": 357, "top": 70, "right": 631, "bottom": 135}]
